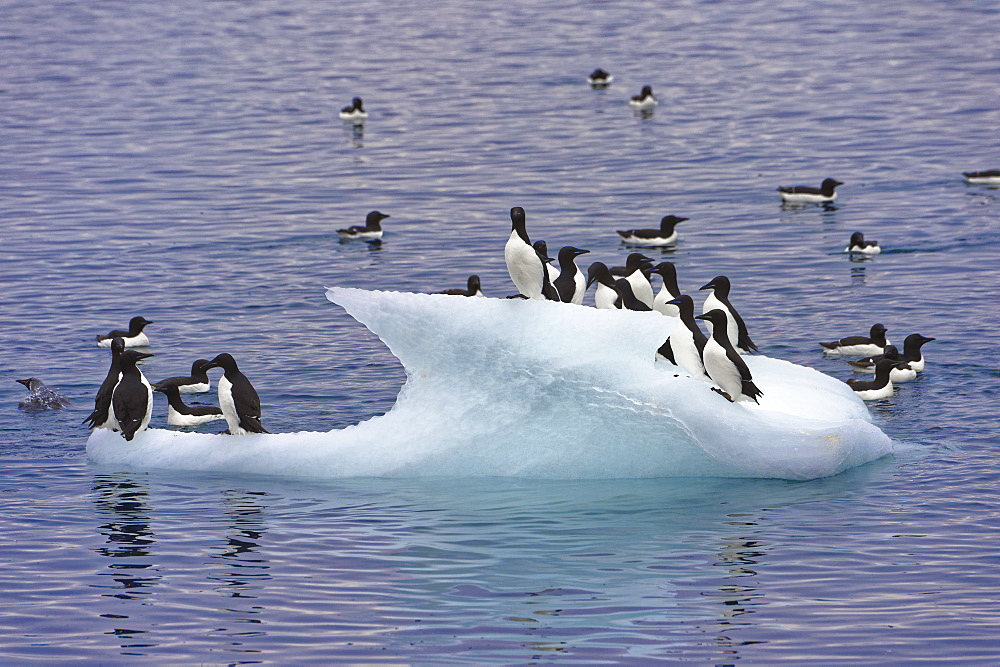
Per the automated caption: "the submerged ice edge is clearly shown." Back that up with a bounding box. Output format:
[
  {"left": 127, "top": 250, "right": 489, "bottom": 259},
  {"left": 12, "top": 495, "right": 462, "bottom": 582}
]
[{"left": 86, "top": 288, "right": 894, "bottom": 481}]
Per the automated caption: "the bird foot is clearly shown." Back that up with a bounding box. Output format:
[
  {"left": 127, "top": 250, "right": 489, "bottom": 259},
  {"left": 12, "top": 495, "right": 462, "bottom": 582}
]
[{"left": 711, "top": 386, "right": 734, "bottom": 402}]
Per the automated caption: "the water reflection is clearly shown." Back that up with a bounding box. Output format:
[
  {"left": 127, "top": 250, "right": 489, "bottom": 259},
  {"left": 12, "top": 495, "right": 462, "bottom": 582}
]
[
  {"left": 91, "top": 474, "right": 160, "bottom": 655},
  {"left": 92, "top": 475, "right": 160, "bottom": 599},
  {"left": 850, "top": 265, "right": 867, "bottom": 286},
  {"left": 344, "top": 122, "right": 365, "bottom": 149}
]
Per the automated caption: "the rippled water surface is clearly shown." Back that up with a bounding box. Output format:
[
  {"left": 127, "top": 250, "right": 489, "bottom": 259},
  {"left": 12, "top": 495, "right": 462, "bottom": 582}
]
[{"left": 2, "top": 0, "right": 999, "bottom": 662}]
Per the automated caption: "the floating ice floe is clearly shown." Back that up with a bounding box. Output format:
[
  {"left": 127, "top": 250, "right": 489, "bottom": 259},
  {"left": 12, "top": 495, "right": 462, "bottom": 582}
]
[{"left": 87, "top": 287, "right": 893, "bottom": 480}]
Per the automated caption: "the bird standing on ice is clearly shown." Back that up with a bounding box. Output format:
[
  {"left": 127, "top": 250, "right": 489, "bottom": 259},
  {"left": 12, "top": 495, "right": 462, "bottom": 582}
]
[
  {"left": 84, "top": 337, "right": 125, "bottom": 430},
  {"left": 777, "top": 178, "right": 843, "bottom": 203},
  {"left": 659, "top": 295, "right": 710, "bottom": 381},
  {"left": 154, "top": 359, "right": 211, "bottom": 394},
  {"left": 586, "top": 261, "right": 621, "bottom": 309},
  {"left": 96, "top": 316, "right": 152, "bottom": 348},
  {"left": 204, "top": 353, "right": 269, "bottom": 435},
  {"left": 700, "top": 276, "right": 757, "bottom": 354},
  {"left": 628, "top": 85, "right": 657, "bottom": 110},
  {"left": 338, "top": 210, "right": 389, "bottom": 241},
  {"left": 845, "top": 231, "right": 880, "bottom": 255},
  {"left": 695, "top": 309, "right": 763, "bottom": 404},
  {"left": 112, "top": 350, "right": 155, "bottom": 441},
  {"left": 504, "top": 207, "right": 546, "bottom": 300},
  {"left": 820, "top": 323, "right": 890, "bottom": 356},
  {"left": 610, "top": 253, "right": 655, "bottom": 308},
  {"left": 616, "top": 215, "right": 687, "bottom": 246},
  {"left": 339, "top": 97, "right": 367, "bottom": 122},
  {"left": 650, "top": 262, "right": 682, "bottom": 317},
  {"left": 552, "top": 246, "right": 590, "bottom": 304}
]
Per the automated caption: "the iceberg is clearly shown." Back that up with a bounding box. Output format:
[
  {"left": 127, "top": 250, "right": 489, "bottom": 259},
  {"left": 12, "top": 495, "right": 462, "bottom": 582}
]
[{"left": 87, "top": 287, "right": 893, "bottom": 480}]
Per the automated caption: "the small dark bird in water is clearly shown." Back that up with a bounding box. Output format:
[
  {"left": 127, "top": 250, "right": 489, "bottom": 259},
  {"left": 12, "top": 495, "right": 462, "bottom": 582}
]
[
  {"left": 203, "top": 353, "right": 269, "bottom": 435},
  {"left": 337, "top": 210, "right": 389, "bottom": 241},
  {"left": 339, "top": 96, "right": 367, "bottom": 122},
  {"left": 112, "top": 350, "right": 155, "bottom": 441},
  {"left": 777, "top": 178, "right": 843, "bottom": 203},
  {"left": 83, "top": 337, "right": 126, "bottom": 430},
  {"left": 616, "top": 215, "right": 688, "bottom": 247},
  {"left": 588, "top": 68, "right": 613, "bottom": 87},
  {"left": 17, "top": 378, "right": 71, "bottom": 411},
  {"left": 436, "top": 275, "right": 484, "bottom": 297},
  {"left": 820, "top": 323, "right": 890, "bottom": 356},
  {"left": 96, "top": 316, "right": 153, "bottom": 348},
  {"left": 962, "top": 169, "right": 1000, "bottom": 183}
]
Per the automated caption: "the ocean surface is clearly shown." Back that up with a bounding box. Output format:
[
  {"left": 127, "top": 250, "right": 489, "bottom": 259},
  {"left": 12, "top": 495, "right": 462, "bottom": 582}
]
[{"left": 2, "top": 0, "right": 999, "bottom": 662}]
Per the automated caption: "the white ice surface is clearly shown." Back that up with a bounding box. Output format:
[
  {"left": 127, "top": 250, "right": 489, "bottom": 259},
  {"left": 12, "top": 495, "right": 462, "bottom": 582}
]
[{"left": 87, "top": 287, "right": 893, "bottom": 480}]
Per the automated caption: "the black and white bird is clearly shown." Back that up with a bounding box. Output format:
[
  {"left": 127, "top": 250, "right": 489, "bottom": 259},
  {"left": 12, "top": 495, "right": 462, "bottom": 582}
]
[
  {"left": 659, "top": 295, "right": 710, "bottom": 381},
  {"left": 154, "top": 359, "right": 211, "bottom": 394},
  {"left": 611, "top": 253, "right": 654, "bottom": 308},
  {"left": 845, "top": 231, "right": 880, "bottom": 255},
  {"left": 846, "top": 357, "right": 898, "bottom": 400},
  {"left": 777, "top": 177, "right": 843, "bottom": 203},
  {"left": 552, "top": 246, "right": 590, "bottom": 304},
  {"left": 436, "top": 275, "right": 484, "bottom": 297},
  {"left": 83, "top": 337, "right": 126, "bottom": 430},
  {"left": 587, "top": 68, "right": 613, "bottom": 87},
  {"left": 203, "top": 353, "right": 269, "bottom": 435},
  {"left": 505, "top": 207, "right": 546, "bottom": 300},
  {"left": 533, "top": 241, "right": 561, "bottom": 301},
  {"left": 16, "top": 378, "right": 71, "bottom": 411},
  {"left": 614, "top": 278, "right": 652, "bottom": 311},
  {"left": 96, "top": 316, "right": 152, "bottom": 348},
  {"left": 155, "top": 383, "right": 226, "bottom": 427},
  {"left": 962, "top": 169, "right": 1000, "bottom": 184},
  {"left": 586, "top": 261, "right": 621, "bottom": 309},
  {"left": 337, "top": 210, "right": 389, "bottom": 241},
  {"left": 700, "top": 276, "right": 757, "bottom": 354},
  {"left": 339, "top": 97, "right": 367, "bottom": 122},
  {"left": 847, "top": 345, "right": 915, "bottom": 383},
  {"left": 616, "top": 215, "right": 687, "bottom": 246},
  {"left": 112, "top": 350, "right": 155, "bottom": 441},
  {"left": 820, "top": 323, "right": 890, "bottom": 356},
  {"left": 628, "top": 85, "right": 657, "bottom": 110},
  {"left": 849, "top": 334, "right": 935, "bottom": 374},
  {"left": 695, "top": 310, "right": 763, "bottom": 404},
  {"left": 650, "top": 262, "right": 682, "bottom": 317}
]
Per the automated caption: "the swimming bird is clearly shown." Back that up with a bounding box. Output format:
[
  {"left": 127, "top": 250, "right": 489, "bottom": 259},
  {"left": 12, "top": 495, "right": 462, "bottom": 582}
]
[
  {"left": 83, "top": 337, "right": 125, "bottom": 430},
  {"left": 96, "top": 316, "right": 153, "bottom": 348},
  {"left": 849, "top": 334, "right": 934, "bottom": 374},
  {"left": 586, "top": 261, "right": 621, "bottom": 309},
  {"left": 660, "top": 295, "right": 710, "bottom": 381},
  {"left": 339, "top": 97, "right": 367, "bottom": 122},
  {"left": 155, "top": 383, "right": 226, "bottom": 427},
  {"left": 436, "top": 275, "right": 484, "bottom": 297},
  {"left": 650, "top": 262, "right": 682, "bottom": 317},
  {"left": 154, "top": 359, "right": 211, "bottom": 394},
  {"left": 845, "top": 357, "right": 897, "bottom": 400},
  {"left": 695, "top": 310, "right": 763, "bottom": 404},
  {"left": 962, "top": 169, "right": 1000, "bottom": 184},
  {"left": 820, "top": 323, "right": 890, "bottom": 356},
  {"left": 611, "top": 253, "right": 654, "bottom": 307},
  {"left": 112, "top": 350, "right": 155, "bottom": 441},
  {"left": 505, "top": 207, "right": 546, "bottom": 300},
  {"left": 203, "top": 353, "right": 269, "bottom": 435},
  {"left": 847, "top": 345, "right": 916, "bottom": 383},
  {"left": 17, "top": 378, "right": 71, "bottom": 411},
  {"left": 614, "top": 278, "right": 652, "bottom": 311},
  {"left": 616, "top": 215, "right": 687, "bottom": 246},
  {"left": 533, "top": 241, "right": 561, "bottom": 301},
  {"left": 337, "top": 210, "right": 389, "bottom": 241},
  {"left": 628, "top": 85, "right": 657, "bottom": 110},
  {"left": 700, "top": 276, "right": 757, "bottom": 354},
  {"left": 552, "top": 246, "right": 590, "bottom": 304},
  {"left": 588, "top": 68, "right": 613, "bottom": 87},
  {"left": 777, "top": 178, "right": 843, "bottom": 203},
  {"left": 845, "top": 231, "right": 880, "bottom": 255}
]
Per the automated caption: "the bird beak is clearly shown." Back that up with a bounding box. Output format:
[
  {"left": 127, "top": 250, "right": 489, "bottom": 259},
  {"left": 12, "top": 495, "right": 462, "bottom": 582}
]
[
  {"left": 136, "top": 352, "right": 155, "bottom": 360},
  {"left": 694, "top": 314, "right": 709, "bottom": 321},
  {"left": 16, "top": 379, "right": 30, "bottom": 388}
]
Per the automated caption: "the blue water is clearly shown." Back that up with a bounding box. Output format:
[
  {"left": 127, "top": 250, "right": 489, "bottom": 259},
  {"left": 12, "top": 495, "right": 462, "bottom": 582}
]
[{"left": 3, "top": 0, "right": 999, "bottom": 662}]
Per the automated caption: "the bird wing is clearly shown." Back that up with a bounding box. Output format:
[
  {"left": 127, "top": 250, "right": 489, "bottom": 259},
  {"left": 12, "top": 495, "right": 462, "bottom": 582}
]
[{"left": 233, "top": 376, "right": 268, "bottom": 434}]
